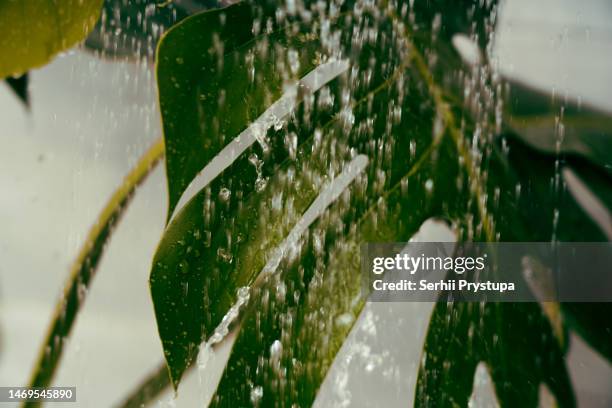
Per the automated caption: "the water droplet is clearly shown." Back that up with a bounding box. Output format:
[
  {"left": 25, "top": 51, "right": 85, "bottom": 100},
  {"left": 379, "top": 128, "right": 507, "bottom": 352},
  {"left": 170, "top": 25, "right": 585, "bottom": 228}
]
[
  {"left": 270, "top": 339, "right": 283, "bottom": 361},
  {"left": 250, "top": 386, "right": 263, "bottom": 405},
  {"left": 335, "top": 313, "right": 354, "bottom": 327},
  {"left": 217, "top": 248, "right": 233, "bottom": 263},
  {"left": 288, "top": 48, "right": 300, "bottom": 75},
  {"left": 255, "top": 177, "right": 268, "bottom": 192},
  {"left": 219, "top": 187, "right": 231, "bottom": 201},
  {"left": 424, "top": 179, "right": 434, "bottom": 193}
]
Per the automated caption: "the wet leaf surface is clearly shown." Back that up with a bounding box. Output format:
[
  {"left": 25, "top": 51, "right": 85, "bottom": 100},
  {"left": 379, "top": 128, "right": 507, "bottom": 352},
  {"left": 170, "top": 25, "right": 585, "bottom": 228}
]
[
  {"left": 152, "top": 2, "right": 350, "bottom": 386},
  {"left": 150, "top": 0, "right": 612, "bottom": 405},
  {"left": 156, "top": 2, "right": 330, "bottom": 220}
]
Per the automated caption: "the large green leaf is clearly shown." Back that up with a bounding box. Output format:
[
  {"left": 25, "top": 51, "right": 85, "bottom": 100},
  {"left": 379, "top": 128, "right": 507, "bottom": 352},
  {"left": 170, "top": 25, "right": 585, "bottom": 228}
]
[
  {"left": 150, "top": 0, "right": 436, "bottom": 387},
  {"left": 207, "top": 4, "right": 585, "bottom": 408},
  {"left": 415, "top": 136, "right": 605, "bottom": 408},
  {"left": 157, "top": 0, "right": 495, "bottom": 221},
  {"left": 151, "top": 2, "right": 360, "bottom": 387},
  {"left": 0, "top": 0, "right": 103, "bottom": 79},
  {"left": 206, "top": 16, "right": 457, "bottom": 400},
  {"left": 157, "top": 2, "right": 331, "bottom": 220},
  {"left": 209, "top": 110, "right": 587, "bottom": 408},
  {"left": 155, "top": 1, "right": 254, "bottom": 222},
  {"left": 415, "top": 84, "right": 612, "bottom": 405},
  {"left": 417, "top": 302, "right": 574, "bottom": 407},
  {"left": 211, "top": 129, "right": 456, "bottom": 406},
  {"left": 150, "top": 0, "right": 612, "bottom": 405},
  {"left": 151, "top": 126, "right": 342, "bottom": 387}
]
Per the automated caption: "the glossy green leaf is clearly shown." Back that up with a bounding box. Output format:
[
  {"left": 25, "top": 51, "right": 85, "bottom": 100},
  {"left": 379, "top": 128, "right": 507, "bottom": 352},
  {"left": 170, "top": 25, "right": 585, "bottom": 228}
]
[
  {"left": 415, "top": 138, "right": 597, "bottom": 408},
  {"left": 152, "top": 2, "right": 357, "bottom": 387},
  {"left": 157, "top": 2, "right": 327, "bottom": 220},
  {"left": 418, "top": 301, "right": 575, "bottom": 407},
  {"left": 209, "top": 6, "right": 584, "bottom": 408},
  {"left": 413, "top": 80, "right": 612, "bottom": 407},
  {"left": 151, "top": 0, "right": 612, "bottom": 405},
  {"left": 0, "top": 0, "right": 103, "bottom": 79},
  {"left": 211, "top": 108, "right": 589, "bottom": 408},
  {"left": 150, "top": 0, "right": 425, "bottom": 385},
  {"left": 206, "top": 19, "right": 453, "bottom": 401},
  {"left": 151, "top": 131, "right": 333, "bottom": 387},
  {"left": 211, "top": 132, "right": 456, "bottom": 406}
]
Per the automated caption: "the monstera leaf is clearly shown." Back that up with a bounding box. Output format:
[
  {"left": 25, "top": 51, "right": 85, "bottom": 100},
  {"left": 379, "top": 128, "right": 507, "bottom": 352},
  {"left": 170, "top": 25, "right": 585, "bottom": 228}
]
[
  {"left": 147, "top": 0, "right": 612, "bottom": 406},
  {"left": 0, "top": 0, "right": 103, "bottom": 79},
  {"left": 415, "top": 80, "right": 612, "bottom": 407}
]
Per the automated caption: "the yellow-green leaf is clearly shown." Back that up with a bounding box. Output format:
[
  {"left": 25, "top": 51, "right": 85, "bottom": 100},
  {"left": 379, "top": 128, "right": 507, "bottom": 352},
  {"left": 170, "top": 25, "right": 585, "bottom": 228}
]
[{"left": 0, "top": 0, "right": 103, "bottom": 79}]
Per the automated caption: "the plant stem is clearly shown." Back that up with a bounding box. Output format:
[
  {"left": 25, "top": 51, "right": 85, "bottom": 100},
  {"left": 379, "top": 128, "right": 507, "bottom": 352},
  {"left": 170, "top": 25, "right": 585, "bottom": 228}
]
[{"left": 23, "top": 138, "right": 165, "bottom": 407}]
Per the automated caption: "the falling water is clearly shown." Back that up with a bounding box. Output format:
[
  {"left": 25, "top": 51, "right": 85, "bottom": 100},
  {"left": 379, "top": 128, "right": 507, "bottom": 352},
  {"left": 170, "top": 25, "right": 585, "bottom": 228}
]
[{"left": 7, "top": 0, "right": 610, "bottom": 406}]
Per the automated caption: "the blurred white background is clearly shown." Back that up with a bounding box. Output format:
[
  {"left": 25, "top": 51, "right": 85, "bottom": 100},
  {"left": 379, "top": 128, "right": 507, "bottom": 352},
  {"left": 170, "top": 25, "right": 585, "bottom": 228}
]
[{"left": 0, "top": 0, "right": 611, "bottom": 406}]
